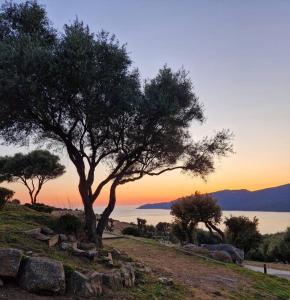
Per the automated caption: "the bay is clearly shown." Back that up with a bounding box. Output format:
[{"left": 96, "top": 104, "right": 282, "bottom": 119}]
[{"left": 94, "top": 205, "right": 290, "bottom": 235}]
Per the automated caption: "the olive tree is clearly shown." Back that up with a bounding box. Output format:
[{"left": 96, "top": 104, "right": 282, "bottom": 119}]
[
  {"left": 171, "top": 192, "right": 225, "bottom": 243},
  {"left": 0, "top": 1, "right": 232, "bottom": 245},
  {"left": 0, "top": 150, "right": 65, "bottom": 204}
]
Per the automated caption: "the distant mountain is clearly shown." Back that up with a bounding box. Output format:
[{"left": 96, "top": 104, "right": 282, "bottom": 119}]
[{"left": 137, "top": 184, "right": 290, "bottom": 212}]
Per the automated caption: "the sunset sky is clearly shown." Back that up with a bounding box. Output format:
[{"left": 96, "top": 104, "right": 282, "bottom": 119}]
[{"left": 0, "top": 0, "right": 289, "bottom": 207}]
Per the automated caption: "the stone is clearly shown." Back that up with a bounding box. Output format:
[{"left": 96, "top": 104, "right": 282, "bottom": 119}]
[
  {"left": 19, "top": 256, "right": 65, "bottom": 295},
  {"left": 72, "top": 248, "right": 86, "bottom": 257},
  {"left": 85, "top": 250, "right": 98, "bottom": 261},
  {"left": 120, "top": 263, "right": 135, "bottom": 288},
  {"left": 68, "top": 271, "right": 102, "bottom": 298},
  {"left": 59, "top": 234, "right": 68, "bottom": 242},
  {"left": 47, "top": 234, "right": 59, "bottom": 247},
  {"left": 102, "top": 270, "right": 123, "bottom": 291},
  {"left": 158, "top": 277, "right": 173, "bottom": 286},
  {"left": 79, "top": 242, "right": 97, "bottom": 251},
  {"left": 25, "top": 228, "right": 41, "bottom": 235},
  {"left": 210, "top": 250, "right": 233, "bottom": 263},
  {"left": 0, "top": 278, "right": 4, "bottom": 287},
  {"left": 111, "top": 248, "right": 122, "bottom": 260},
  {"left": 201, "top": 244, "right": 244, "bottom": 264},
  {"left": 59, "top": 242, "right": 77, "bottom": 251},
  {"left": 183, "top": 244, "right": 211, "bottom": 256},
  {"left": 0, "top": 248, "right": 23, "bottom": 278},
  {"left": 67, "top": 234, "right": 77, "bottom": 242},
  {"left": 41, "top": 227, "right": 54, "bottom": 235}
]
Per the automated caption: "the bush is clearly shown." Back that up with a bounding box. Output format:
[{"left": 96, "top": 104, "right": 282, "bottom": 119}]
[
  {"left": 57, "top": 214, "right": 82, "bottom": 234},
  {"left": 24, "top": 202, "right": 54, "bottom": 213},
  {"left": 122, "top": 226, "right": 140, "bottom": 237},
  {"left": 0, "top": 187, "right": 14, "bottom": 209},
  {"left": 195, "top": 229, "right": 219, "bottom": 245}
]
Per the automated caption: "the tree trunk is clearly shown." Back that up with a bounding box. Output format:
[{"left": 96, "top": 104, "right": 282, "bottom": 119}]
[
  {"left": 96, "top": 180, "right": 118, "bottom": 247},
  {"left": 84, "top": 201, "right": 97, "bottom": 244},
  {"left": 208, "top": 221, "right": 225, "bottom": 242}
]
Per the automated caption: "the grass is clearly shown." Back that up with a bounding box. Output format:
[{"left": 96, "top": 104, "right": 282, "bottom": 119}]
[{"left": 1, "top": 203, "right": 290, "bottom": 299}]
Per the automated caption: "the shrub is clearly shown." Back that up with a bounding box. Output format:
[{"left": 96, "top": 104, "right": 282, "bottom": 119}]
[
  {"left": 24, "top": 202, "right": 54, "bottom": 213},
  {"left": 0, "top": 187, "right": 14, "bottom": 209},
  {"left": 122, "top": 226, "right": 140, "bottom": 237},
  {"left": 57, "top": 214, "right": 82, "bottom": 234},
  {"left": 195, "top": 229, "right": 219, "bottom": 245},
  {"left": 224, "top": 215, "right": 262, "bottom": 254}
]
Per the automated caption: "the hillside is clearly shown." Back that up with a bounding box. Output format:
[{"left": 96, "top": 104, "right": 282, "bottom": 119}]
[
  {"left": 137, "top": 184, "right": 290, "bottom": 212},
  {"left": 1, "top": 203, "right": 290, "bottom": 299}
]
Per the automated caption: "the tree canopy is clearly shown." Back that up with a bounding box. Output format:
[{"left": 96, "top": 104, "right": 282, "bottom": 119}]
[
  {"left": 0, "top": 186, "right": 14, "bottom": 209},
  {"left": 0, "top": 150, "right": 65, "bottom": 203},
  {"left": 171, "top": 192, "right": 225, "bottom": 243},
  {"left": 0, "top": 1, "right": 232, "bottom": 245}
]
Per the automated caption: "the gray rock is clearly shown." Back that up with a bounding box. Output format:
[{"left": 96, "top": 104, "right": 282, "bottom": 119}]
[
  {"left": 72, "top": 248, "right": 86, "bottom": 257},
  {"left": 79, "top": 242, "right": 97, "bottom": 251},
  {"left": 59, "top": 234, "right": 68, "bottom": 242},
  {"left": 111, "top": 248, "right": 122, "bottom": 260},
  {"left": 19, "top": 256, "right": 65, "bottom": 295},
  {"left": 183, "top": 244, "right": 211, "bottom": 256},
  {"left": 85, "top": 250, "right": 98, "bottom": 261},
  {"left": 201, "top": 244, "right": 244, "bottom": 264},
  {"left": 210, "top": 250, "right": 233, "bottom": 263},
  {"left": 47, "top": 234, "right": 59, "bottom": 247},
  {"left": 68, "top": 271, "right": 102, "bottom": 298},
  {"left": 67, "top": 234, "right": 77, "bottom": 242},
  {"left": 102, "top": 270, "right": 122, "bottom": 291},
  {"left": 41, "top": 227, "right": 54, "bottom": 235},
  {"left": 59, "top": 242, "right": 77, "bottom": 251},
  {"left": 25, "top": 228, "right": 41, "bottom": 235},
  {"left": 158, "top": 277, "right": 173, "bottom": 286},
  {"left": 0, "top": 248, "right": 23, "bottom": 278},
  {"left": 121, "top": 263, "right": 135, "bottom": 288}
]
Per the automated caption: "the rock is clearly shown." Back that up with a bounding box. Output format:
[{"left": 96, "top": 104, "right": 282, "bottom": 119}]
[
  {"left": 201, "top": 244, "right": 244, "bottom": 264},
  {"left": 183, "top": 243, "right": 199, "bottom": 251},
  {"left": 47, "top": 235, "right": 59, "bottom": 247},
  {"left": 120, "top": 263, "right": 135, "bottom": 288},
  {"left": 85, "top": 250, "right": 98, "bottom": 261},
  {"left": 0, "top": 278, "right": 4, "bottom": 287},
  {"left": 72, "top": 248, "right": 86, "bottom": 257},
  {"left": 102, "top": 270, "right": 122, "bottom": 291},
  {"left": 59, "top": 234, "right": 68, "bottom": 242},
  {"left": 158, "top": 277, "right": 173, "bottom": 286},
  {"left": 67, "top": 234, "right": 77, "bottom": 242},
  {"left": 183, "top": 244, "right": 211, "bottom": 256},
  {"left": 41, "top": 227, "right": 54, "bottom": 235},
  {"left": 59, "top": 242, "right": 77, "bottom": 251},
  {"left": 210, "top": 250, "right": 233, "bottom": 263},
  {"left": 111, "top": 248, "right": 122, "bottom": 260},
  {"left": 30, "top": 232, "right": 50, "bottom": 241},
  {"left": 19, "top": 256, "right": 65, "bottom": 295},
  {"left": 25, "top": 228, "right": 41, "bottom": 235},
  {"left": 0, "top": 248, "right": 23, "bottom": 278},
  {"left": 68, "top": 271, "right": 102, "bottom": 298},
  {"left": 79, "top": 242, "right": 97, "bottom": 251}
]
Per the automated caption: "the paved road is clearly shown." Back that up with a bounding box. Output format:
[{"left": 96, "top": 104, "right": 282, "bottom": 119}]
[{"left": 244, "top": 264, "right": 290, "bottom": 280}]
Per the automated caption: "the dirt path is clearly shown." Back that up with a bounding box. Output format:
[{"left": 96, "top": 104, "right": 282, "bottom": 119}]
[{"left": 105, "top": 238, "right": 254, "bottom": 299}]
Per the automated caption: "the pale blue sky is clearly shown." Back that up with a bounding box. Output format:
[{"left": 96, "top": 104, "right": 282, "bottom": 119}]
[{"left": 1, "top": 1, "right": 290, "bottom": 205}]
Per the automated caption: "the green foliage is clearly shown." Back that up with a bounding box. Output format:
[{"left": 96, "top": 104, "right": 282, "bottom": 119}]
[
  {"left": 195, "top": 228, "right": 219, "bottom": 245},
  {"left": 122, "top": 226, "right": 140, "bottom": 237},
  {"left": 171, "top": 192, "right": 224, "bottom": 243},
  {"left": 224, "top": 215, "right": 262, "bottom": 254},
  {"left": 57, "top": 214, "right": 82, "bottom": 234},
  {"left": 0, "top": 186, "right": 14, "bottom": 209}
]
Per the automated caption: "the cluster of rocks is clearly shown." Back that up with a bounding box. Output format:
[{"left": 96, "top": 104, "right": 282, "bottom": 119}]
[
  {"left": 182, "top": 243, "right": 244, "bottom": 264},
  {"left": 0, "top": 247, "right": 149, "bottom": 298}
]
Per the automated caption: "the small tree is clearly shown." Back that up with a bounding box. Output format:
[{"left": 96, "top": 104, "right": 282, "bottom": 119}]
[
  {"left": 0, "top": 150, "right": 65, "bottom": 204},
  {"left": 171, "top": 192, "right": 224, "bottom": 243},
  {"left": 0, "top": 186, "right": 14, "bottom": 209},
  {"left": 224, "top": 216, "right": 262, "bottom": 254}
]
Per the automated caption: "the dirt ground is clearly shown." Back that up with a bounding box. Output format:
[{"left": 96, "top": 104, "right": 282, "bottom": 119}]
[{"left": 105, "top": 238, "right": 253, "bottom": 299}]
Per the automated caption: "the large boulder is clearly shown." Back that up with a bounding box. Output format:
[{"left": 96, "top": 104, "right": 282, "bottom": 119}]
[
  {"left": 183, "top": 243, "right": 211, "bottom": 256},
  {"left": 68, "top": 271, "right": 102, "bottom": 298},
  {"left": 210, "top": 250, "right": 233, "bottom": 263},
  {"left": 102, "top": 270, "right": 123, "bottom": 291},
  {"left": 0, "top": 248, "right": 23, "bottom": 278},
  {"left": 19, "top": 257, "right": 65, "bottom": 295},
  {"left": 201, "top": 244, "right": 244, "bottom": 264},
  {"left": 120, "top": 263, "right": 135, "bottom": 288}
]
